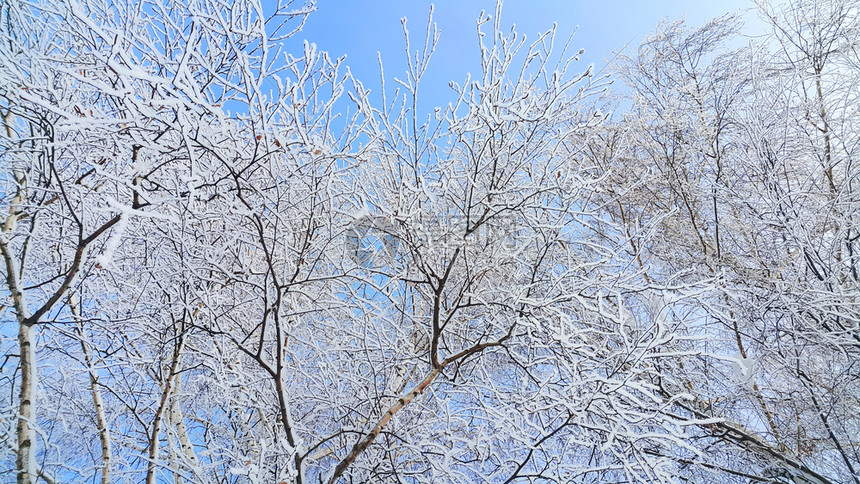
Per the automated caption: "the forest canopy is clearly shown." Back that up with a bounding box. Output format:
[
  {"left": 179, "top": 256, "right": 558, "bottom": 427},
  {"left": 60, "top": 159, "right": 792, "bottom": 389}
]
[{"left": 1, "top": 0, "right": 858, "bottom": 483}]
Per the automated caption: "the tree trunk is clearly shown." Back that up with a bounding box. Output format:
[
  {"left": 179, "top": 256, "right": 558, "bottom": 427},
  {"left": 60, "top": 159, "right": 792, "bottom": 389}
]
[
  {"left": 2, "top": 158, "right": 35, "bottom": 484},
  {"left": 16, "top": 321, "right": 36, "bottom": 484},
  {"left": 74, "top": 303, "right": 112, "bottom": 484},
  {"left": 146, "top": 336, "right": 185, "bottom": 484}
]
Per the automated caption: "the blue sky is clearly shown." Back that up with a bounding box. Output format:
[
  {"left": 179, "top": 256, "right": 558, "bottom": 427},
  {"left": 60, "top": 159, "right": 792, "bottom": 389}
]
[{"left": 284, "top": 0, "right": 763, "bottom": 108}]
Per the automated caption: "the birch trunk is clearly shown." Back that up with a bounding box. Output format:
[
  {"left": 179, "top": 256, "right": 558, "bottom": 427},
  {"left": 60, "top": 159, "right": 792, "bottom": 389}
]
[
  {"left": 145, "top": 336, "right": 186, "bottom": 484},
  {"left": 168, "top": 364, "right": 203, "bottom": 481},
  {"left": 15, "top": 320, "right": 36, "bottom": 484},
  {"left": 71, "top": 295, "right": 112, "bottom": 484},
  {"left": 2, "top": 142, "right": 35, "bottom": 483}
]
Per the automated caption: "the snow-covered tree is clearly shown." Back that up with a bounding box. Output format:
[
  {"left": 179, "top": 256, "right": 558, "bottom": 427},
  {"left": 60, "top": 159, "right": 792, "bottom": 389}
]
[
  {"left": 2, "top": 0, "right": 858, "bottom": 483},
  {"left": 600, "top": 1, "right": 859, "bottom": 481}
]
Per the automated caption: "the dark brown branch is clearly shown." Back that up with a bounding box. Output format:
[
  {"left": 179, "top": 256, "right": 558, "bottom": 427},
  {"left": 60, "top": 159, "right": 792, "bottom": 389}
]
[{"left": 25, "top": 214, "right": 121, "bottom": 325}]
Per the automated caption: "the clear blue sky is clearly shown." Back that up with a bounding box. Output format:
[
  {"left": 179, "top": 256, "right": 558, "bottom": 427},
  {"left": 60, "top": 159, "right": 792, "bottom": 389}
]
[{"left": 282, "top": 0, "right": 763, "bottom": 109}]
